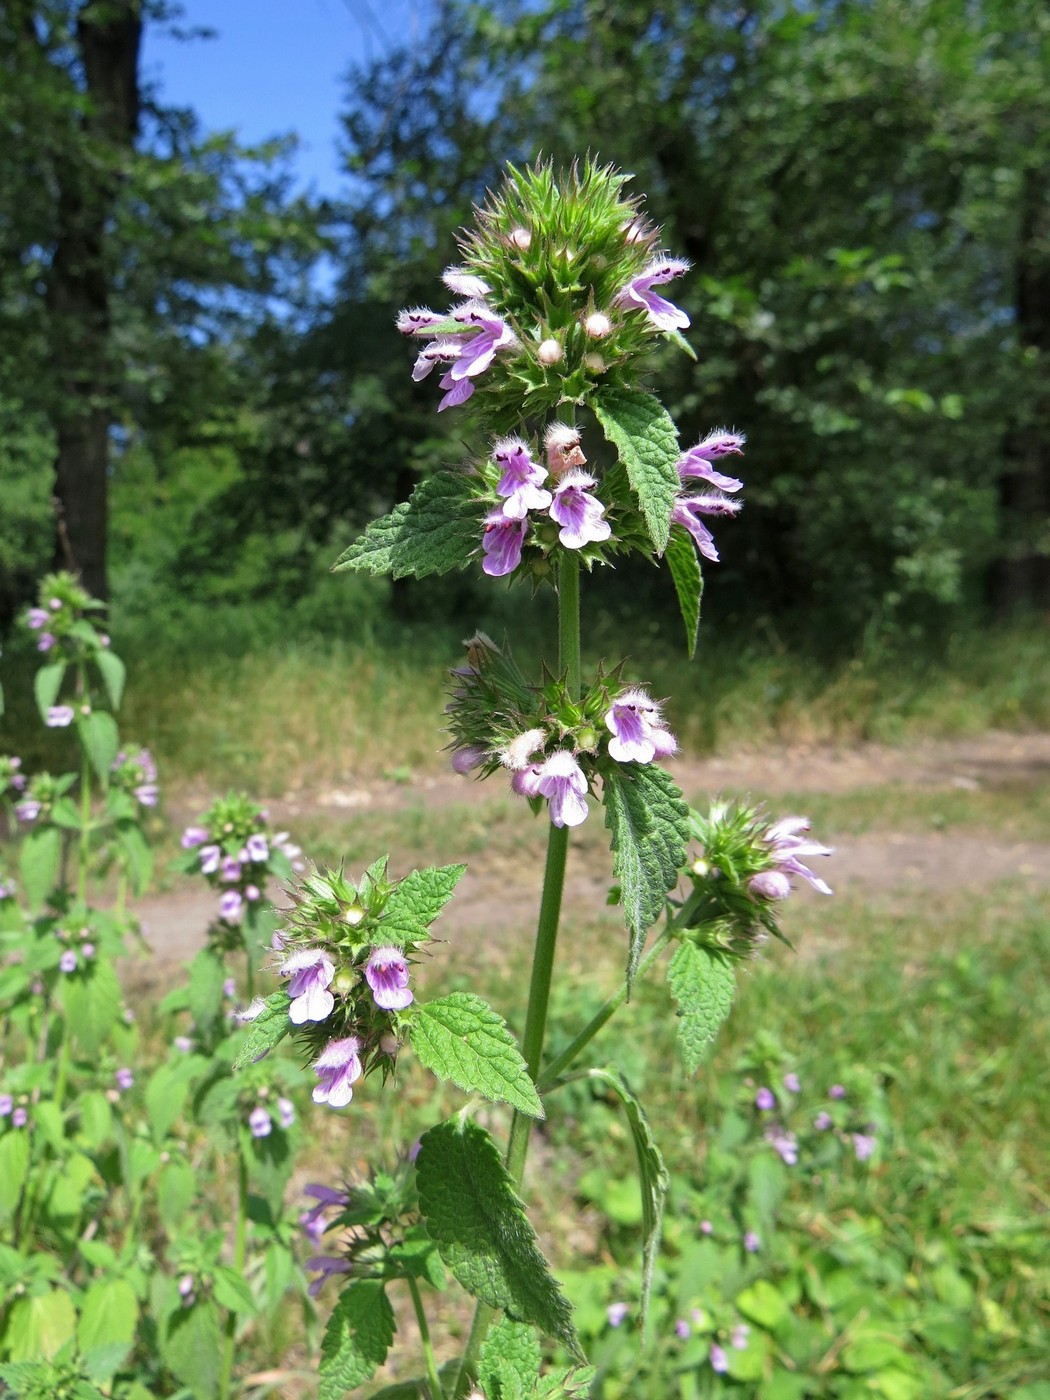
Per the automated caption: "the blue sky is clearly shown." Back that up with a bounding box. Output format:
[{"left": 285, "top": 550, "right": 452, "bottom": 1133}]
[{"left": 142, "top": 0, "right": 432, "bottom": 196}]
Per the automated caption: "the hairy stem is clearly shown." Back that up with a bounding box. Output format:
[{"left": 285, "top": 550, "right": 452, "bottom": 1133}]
[
  {"left": 408, "top": 1275, "right": 445, "bottom": 1400},
  {"left": 76, "top": 664, "right": 92, "bottom": 905},
  {"left": 218, "top": 1147, "right": 250, "bottom": 1400}
]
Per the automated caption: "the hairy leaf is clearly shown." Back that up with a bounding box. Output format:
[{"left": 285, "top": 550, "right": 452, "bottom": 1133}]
[
  {"left": 416, "top": 1117, "right": 579, "bottom": 1354},
  {"left": 594, "top": 388, "right": 680, "bottom": 552},
  {"left": 602, "top": 764, "right": 689, "bottom": 990},
  {"left": 380, "top": 862, "right": 466, "bottom": 944},
  {"left": 587, "top": 1068, "right": 668, "bottom": 1333},
  {"left": 410, "top": 993, "right": 543, "bottom": 1118},
  {"left": 668, "top": 941, "right": 737, "bottom": 1072},
  {"left": 19, "top": 825, "right": 62, "bottom": 910},
  {"left": 61, "top": 960, "right": 122, "bottom": 1055},
  {"left": 94, "top": 650, "right": 126, "bottom": 710},
  {"left": 318, "top": 1281, "right": 395, "bottom": 1400},
  {"left": 232, "top": 991, "right": 290, "bottom": 1068},
  {"left": 33, "top": 662, "right": 66, "bottom": 721},
  {"left": 664, "top": 524, "right": 703, "bottom": 658},
  {"left": 332, "top": 472, "right": 485, "bottom": 579},
  {"left": 479, "top": 1317, "right": 542, "bottom": 1400},
  {"left": 79, "top": 711, "right": 120, "bottom": 784}
]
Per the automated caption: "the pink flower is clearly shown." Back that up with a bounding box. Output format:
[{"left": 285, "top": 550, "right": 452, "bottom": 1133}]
[
  {"left": 181, "top": 826, "right": 209, "bottom": 849},
  {"left": 449, "top": 302, "right": 517, "bottom": 381},
  {"left": 248, "top": 1106, "right": 272, "bottom": 1138},
  {"left": 710, "top": 1343, "right": 729, "bottom": 1373},
  {"left": 544, "top": 423, "right": 586, "bottom": 476},
  {"left": 311, "top": 1037, "right": 363, "bottom": 1109},
  {"left": 852, "top": 1132, "right": 877, "bottom": 1161},
  {"left": 676, "top": 431, "right": 746, "bottom": 492},
  {"left": 281, "top": 947, "right": 336, "bottom": 1024},
  {"left": 219, "top": 890, "right": 243, "bottom": 923},
  {"left": 755, "top": 1087, "right": 775, "bottom": 1111},
  {"left": 199, "top": 844, "right": 221, "bottom": 874},
  {"left": 607, "top": 1302, "right": 629, "bottom": 1328},
  {"left": 549, "top": 470, "right": 611, "bottom": 549},
  {"left": 37, "top": 633, "right": 56, "bottom": 653},
  {"left": 220, "top": 856, "right": 242, "bottom": 883},
  {"left": 245, "top": 833, "right": 269, "bottom": 862},
  {"left": 26, "top": 607, "right": 49, "bottom": 630},
  {"left": 46, "top": 705, "right": 75, "bottom": 728},
  {"left": 535, "top": 750, "right": 589, "bottom": 828},
  {"left": 451, "top": 745, "right": 486, "bottom": 774},
  {"left": 614, "top": 256, "right": 690, "bottom": 331},
  {"left": 765, "top": 815, "right": 834, "bottom": 895},
  {"left": 481, "top": 511, "right": 528, "bottom": 577},
  {"left": 492, "top": 437, "right": 552, "bottom": 519},
  {"left": 604, "top": 687, "right": 677, "bottom": 764},
  {"left": 365, "top": 946, "right": 414, "bottom": 1010},
  {"left": 749, "top": 870, "right": 792, "bottom": 901}
]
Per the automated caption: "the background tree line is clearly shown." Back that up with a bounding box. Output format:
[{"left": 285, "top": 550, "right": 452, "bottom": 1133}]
[{"left": 1, "top": 0, "right": 1047, "bottom": 649}]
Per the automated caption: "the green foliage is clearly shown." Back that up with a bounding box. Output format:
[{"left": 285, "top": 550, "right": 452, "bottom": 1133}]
[
  {"left": 318, "top": 1282, "right": 395, "bottom": 1400},
  {"left": 409, "top": 993, "right": 544, "bottom": 1117},
  {"left": 593, "top": 390, "right": 680, "bottom": 554},
  {"left": 667, "top": 942, "right": 737, "bottom": 1073},
  {"left": 232, "top": 991, "right": 292, "bottom": 1068},
  {"left": 416, "top": 1117, "right": 580, "bottom": 1354},
  {"left": 663, "top": 525, "right": 703, "bottom": 657},
  {"left": 333, "top": 473, "right": 486, "bottom": 579},
  {"left": 378, "top": 862, "right": 467, "bottom": 945}
]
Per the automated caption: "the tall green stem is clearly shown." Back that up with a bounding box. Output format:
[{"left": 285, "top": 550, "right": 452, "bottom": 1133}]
[
  {"left": 76, "top": 665, "right": 92, "bottom": 905},
  {"left": 218, "top": 1148, "right": 249, "bottom": 1400},
  {"left": 454, "top": 553, "right": 581, "bottom": 1396},
  {"left": 408, "top": 1276, "right": 445, "bottom": 1400}
]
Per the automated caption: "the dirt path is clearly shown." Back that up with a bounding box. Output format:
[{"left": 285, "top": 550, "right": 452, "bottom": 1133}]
[{"left": 137, "top": 731, "right": 1050, "bottom": 965}]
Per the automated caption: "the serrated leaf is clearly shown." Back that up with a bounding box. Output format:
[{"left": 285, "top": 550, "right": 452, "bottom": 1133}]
[
  {"left": 232, "top": 991, "right": 291, "bottom": 1068},
  {"left": 318, "top": 1281, "right": 395, "bottom": 1400},
  {"left": 186, "top": 948, "right": 226, "bottom": 1034},
  {"left": 409, "top": 993, "right": 543, "bottom": 1118},
  {"left": 586, "top": 1068, "right": 668, "bottom": 1335},
  {"left": 602, "top": 765, "right": 689, "bottom": 990},
  {"left": 19, "top": 826, "right": 63, "bottom": 910},
  {"left": 664, "top": 525, "right": 704, "bottom": 657},
  {"left": 0, "top": 1131, "right": 30, "bottom": 1225},
  {"left": 594, "top": 388, "right": 680, "bottom": 552},
  {"left": 212, "top": 1266, "right": 258, "bottom": 1317},
  {"left": 116, "top": 824, "right": 152, "bottom": 896},
  {"left": 34, "top": 662, "right": 66, "bottom": 720},
  {"left": 77, "top": 1278, "right": 138, "bottom": 1360},
  {"left": 416, "top": 1117, "right": 579, "bottom": 1355},
  {"left": 380, "top": 863, "right": 466, "bottom": 944},
  {"left": 94, "top": 650, "right": 126, "bottom": 710},
  {"left": 667, "top": 941, "right": 736, "bottom": 1072},
  {"left": 333, "top": 473, "right": 485, "bottom": 579},
  {"left": 161, "top": 1298, "right": 221, "bottom": 1399},
  {"left": 61, "top": 959, "right": 122, "bottom": 1055},
  {"left": 4, "top": 1288, "right": 77, "bottom": 1361},
  {"left": 479, "top": 1317, "right": 542, "bottom": 1400},
  {"left": 78, "top": 711, "right": 119, "bottom": 784}
]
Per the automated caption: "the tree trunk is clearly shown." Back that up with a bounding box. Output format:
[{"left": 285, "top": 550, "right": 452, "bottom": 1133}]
[{"left": 47, "top": 0, "right": 142, "bottom": 600}]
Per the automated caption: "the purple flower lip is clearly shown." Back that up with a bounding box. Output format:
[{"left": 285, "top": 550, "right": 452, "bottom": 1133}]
[
  {"left": 365, "top": 946, "right": 414, "bottom": 1011},
  {"left": 181, "top": 825, "right": 209, "bottom": 849},
  {"left": 248, "top": 1106, "right": 272, "bottom": 1138},
  {"left": 481, "top": 511, "right": 528, "bottom": 577},
  {"left": 280, "top": 947, "right": 336, "bottom": 1025},
  {"left": 46, "top": 705, "right": 75, "bottom": 728},
  {"left": 245, "top": 833, "right": 269, "bottom": 862},
  {"left": 549, "top": 470, "right": 611, "bottom": 550},
  {"left": 615, "top": 256, "right": 691, "bottom": 331},
  {"left": 493, "top": 437, "right": 553, "bottom": 519},
  {"left": 535, "top": 750, "right": 589, "bottom": 828},
  {"left": 311, "top": 1036, "right": 363, "bottom": 1109},
  {"left": 605, "top": 687, "right": 677, "bottom": 765}
]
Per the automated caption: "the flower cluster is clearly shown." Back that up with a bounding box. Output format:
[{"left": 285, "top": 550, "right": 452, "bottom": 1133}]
[
  {"left": 671, "top": 429, "right": 746, "bottom": 564},
  {"left": 445, "top": 634, "right": 678, "bottom": 828},
  {"left": 110, "top": 747, "right": 159, "bottom": 809},
  {"left": 12, "top": 771, "right": 70, "bottom": 827},
  {"left": 0, "top": 755, "right": 26, "bottom": 801},
  {"left": 179, "top": 793, "right": 301, "bottom": 932},
  {"left": 23, "top": 571, "right": 110, "bottom": 659}
]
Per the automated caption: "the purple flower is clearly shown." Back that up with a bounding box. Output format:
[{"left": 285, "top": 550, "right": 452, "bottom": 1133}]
[
  {"left": 549, "top": 470, "right": 611, "bottom": 549},
  {"left": 676, "top": 431, "right": 746, "bottom": 492},
  {"left": 81, "top": 942, "right": 95, "bottom": 959},
  {"left": 300, "top": 1183, "right": 350, "bottom": 1246},
  {"left": 814, "top": 1111, "right": 833, "bottom": 1131},
  {"left": 15, "top": 799, "right": 41, "bottom": 824},
  {"left": 675, "top": 1318, "right": 691, "bottom": 1341},
  {"left": 280, "top": 947, "right": 336, "bottom": 1025},
  {"left": 220, "top": 856, "right": 242, "bottom": 883},
  {"left": 306, "top": 1253, "right": 353, "bottom": 1297},
  {"left": 365, "top": 946, "right": 414, "bottom": 1011},
  {"left": 178, "top": 1274, "right": 195, "bottom": 1305},
  {"left": 784, "top": 1072, "right": 801, "bottom": 1093},
  {"left": 765, "top": 816, "right": 834, "bottom": 895},
  {"left": 12, "top": 1107, "right": 27, "bottom": 1128},
  {"left": 852, "top": 1132, "right": 877, "bottom": 1161},
  {"left": 245, "top": 833, "right": 269, "bottom": 862},
  {"left": 46, "top": 705, "right": 75, "bottom": 728},
  {"left": 672, "top": 491, "right": 742, "bottom": 563},
  {"left": 828, "top": 1083, "right": 847, "bottom": 1100},
  {"left": 442, "top": 266, "right": 491, "bottom": 299},
  {"left": 700, "top": 1219, "right": 713, "bottom": 1235},
  {"left": 37, "top": 633, "right": 56, "bottom": 653},
  {"left": 174, "top": 1035, "right": 194, "bottom": 1053},
  {"left": 0, "top": 1095, "right": 12, "bottom": 1116},
  {"left": 535, "top": 750, "right": 589, "bottom": 828},
  {"left": 481, "top": 511, "right": 528, "bottom": 577},
  {"left": 396, "top": 306, "right": 445, "bottom": 336},
  {"left": 311, "top": 1036, "right": 363, "bottom": 1109},
  {"left": 412, "top": 337, "right": 460, "bottom": 381},
  {"left": 755, "top": 1087, "right": 775, "bottom": 1111},
  {"left": 59, "top": 949, "right": 77, "bottom": 974},
  {"left": 511, "top": 764, "right": 543, "bottom": 798},
  {"left": 219, "top": 890, "right": 243, "bottom": 923},
  {"left": 26, "top": 607, "right": 49, "bottom": 630},
  {"left": 492, "top": 437, "right": 553, "bottom": 519},
  {"left": 615, "top": 256, "right": 691, "bottom": 331},
  {"left": 731, "top": 1323, "right": 751, "bottom": 1350},
  {"left": 448, "top": 302, "right": 517, "bottom": 381},
  {"left": 199, "top": 844, "right": 221, "bottom": 874},
  {"left": 248, "top": 1106, "right": 272, "bottom": 1138},
  {"left": 744, "top": 1231, "right": 761, "bottom": 1253},
  {"left": 710, "top": 1343, "right": 729, "bottom": 1373},
  {"left": 604, "top": 687, "right": 677, "bottom": 764},
  {"left": 134, "top": 784, "right": 159, "bottom": 807},
  {"left": 451, "top": 744, "right": 486, "bottom": 775},
  {"left": 223, "top": 977, "right": 236, "bottom": 999},
  {"left": 437, "top": 369, "right": 475, "bottom": 412},
  {"left": 544, "top": 422, "right": 586, "bottom": 476},
  {"left": 607, "top": 1302, "right": 629, "bottom": 1328},
  {"left": 277, "top": 1096, "right": 295, "bottom": 1128},
  {"left": 499, "top": 728, "right": 546, "bottom": 773},
  {"left": 765, "top": 1126, "right": 799, "bottom": 1165},
  {"left": 181, "top": 825, "right": 209, "bottom": 849},
  {"left": 749, "top": 870, "right": 792, "bottom": 901},
  {"left": 115, "top": 1068, "right": 134, "bottom": 1091}
]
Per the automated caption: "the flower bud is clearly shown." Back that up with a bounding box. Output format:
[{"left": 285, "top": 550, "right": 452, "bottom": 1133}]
[
  {"left": 344, "top": 904, "right": 366, "bottom": 926},
  {"left": 544, "top": 423, "right": 586, "bottom": 475},
  {"left": 537, "top": 338, "right": 563, "bottom": 366},
  {"left": 584, "top": 312, "right": 611, "bottom": 339},
  {"left": 576, "top": 726, "right": 600, "bottom": 753},
  {"left": 583, "top": 352, "right": 606, "bottom": 373},
  {"left": 508, "top": 226, "right": 531, "bottom": 250},
  {"left": 380, "top": 1032, "right": 400, "bottom": 1055},
  {"left": 332, "top": 968, "right": 358, "bottom": 996}
]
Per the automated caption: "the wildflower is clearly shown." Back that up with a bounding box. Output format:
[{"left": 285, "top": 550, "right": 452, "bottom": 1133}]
[
  {"left": 396, "top": 306, "right": 445, "bottom": 336},
  {"left": 248, "top": 1106, "right": 272, "bottom": 1138},
  {"left": 245, "top": 884, "right": 261, "bottom": 901},
  {"left": 511, "top": 764, "right": 544, "bottom": 798},
  {"left": 828, "top": 1083, "right": 847, "bottom": 1100},
  {"left": 614, "top": 255, "right": 690, "bottom": 331},
  {"left": 700, "top": 1219, "right": 713, "bottom": 1235},
  {"left": 675, "top": 1318, "right": 691, "bottom": 1341},
  {"left": 492, "top": 438, "right": 552, "bottom": 519},
  {"left": 115, "top": 1068, "right": 134, "bottom": 1091},
  {"left": 549, "top": 470, "right": 611, "bottom": 549},
  {"left": 37, "top": 633, "right": 56, "bottom": 653},
  {"left": 537, "top": 338, "right": 562, "bottom": 365},
  {"left": 451, "top": 744, "right": 487, "bottom": 774},
  {"left": 219, "top": 890, "right": 243, "bottom": 922},
  {"left": 749, "top": 870, "right": 792, "bottom": 901},
  {"left": 220, "top": 856, "right": 242, "bottom": 883},
  {"left": 481, "top": 511, "right": 528, "bottom": 577},
  {"left": 15, "top": 799, "right": 41, "bottom": 823},
  {"left": 173, "top": 1036, "right": 194, "bottom": 1053},
  {"left": 181, "top": 825, "right": 209, "bottom": 849},
  {"left": 0, "top": 1095, "right": 12, "bottom": 1116},
  {"left": 178, "top": 1274, "right": 195, "bottom": 1306},
  {"left": 246, "top": 833, "right": 269, "bottom": 862},
  {"left": 59, "top": 949, "right": 77, "bottom": 974},
  {"left": 311, "top": 1036, "right": 363, "bottom": 1108},
  {"left": 365, "top": 946, "right": 414, "bottom": 1011},
  {"left": 437, "top": 370, "right": 475, "bottom": 412},
  {"left": 449, "top": 302, "right": 517, "bottom": 382},
  {"left": 26, "top": 607, "right": 49, "bottom": 630},
  {"left": 765, "top": 816, "right": 833, "bottom": 895},
  {"left": 277, "top": 1097, "right": 295, "bottom": 1128},
  {"left": 607, "top": 1302, "right": 629, "bottom": 1328},
  {"left": 199, "top": 844, "right": 221, "bottom": 874},
  {"left": 280, "top": 947, "right": 336, "bottom": 1025},
  {"left": 81, "top": 942, "right": 95, "bottom": 959},
  {"left": 300, "top": 1183, "right": 349, "bottom": 1246},
  {"left": 852, "top": 1132, "right": 877, "bottom": 1161},
  {"left": 765, "top": 1126, "right": 799, "bottom": 1165},
  {"left": 604, "top": 688, "right": 677, "bottom": 764},
  {"left": 676, "top": 431, "right": 746, "bottom": 492},
  {"left": 784, "top": 1072, "right": 801, "bottom": 1093},
  {"left": 11, "top": 1107, "right": 27, "bottom": 1128},
  {"left": 46, "top": 705, "right": 75, "bottom": 728},
  {"left": 134, "top": 783, "right": 159, "bottom": 807},
  {"left": 223, "top": 978, "right": 236, "bottom": 999},
  {"left": 442, "top": 266, "right": 491, "bottom": 299},
  {"left": 535, "top": 750, "right": 589, "bottom": 828},
  {"left": 672, "top": 491, "right": 742, "bottom": 564},
  {"left": 814, "top": 1111, "right": 833, "bottom": 1131},
  {"left": 732, "top": 1324, "right": 751, "bottom": 1350},
  {"left": 499, "top": 728, "right": 546, "bottom": 772},
  {"left": 755, "top": 1087, "right": 775, "bottom": 1111},
  {"left": 710, "top": 1343, "right": 729, "bottom": 1373},
  {"left": 744, "top": 1231, "right": 760, "bottom": 1253},
  {"left": 412, "top": 337, "right": 461, "bottom": 381},
  {"left": 584, "top": 312, "right": 611, "bottom": 339},
  {"left": 544, "top": 423, "right": 586, "bottom": 476},
  {"left": 307, "top": 1254, "right": 353, "bottom": 1297}
]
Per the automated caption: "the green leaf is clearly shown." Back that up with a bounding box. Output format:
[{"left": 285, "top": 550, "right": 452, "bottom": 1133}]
[
  {"left": 479, "top": 1317, "right": 542, "bottom": 1400},
  {"left": 161, "top": 1298, "right": 221, "bottom": 1400},
  {"left": 94, "top": 650, "right": 126, "bottom": 710},
  {"left": 77, "top": 1278, "right": 138, "bottom": 1360},
  {"left": 186, "top": 948, "right": 226, "bottom": 1034},
  {"left": 231, "top": 991, "right": 291, "bottom": 1069},
  {"left": 34, "top": 662, "right": 67, "bottom": 720},
  {"left": 416, "top": 1117, "right": 579, "bottom": 1355},
  {"left": 4, "top": 1288, "right": 77, "bottom": 1361},
  {"left": 0, "top": 1130, "right": 30, "bottom": 1224},
  {"left": 594, "top": 388, "right": 680, "bottom": 552},
  {"left": 19, "top": 826, "right": 63, "bottom": 910},
  {"left": 212, "top": 1266, "right": 258, "bottom": 1318},
  {"left": 61, "top": 959, "right": 122, "bottom": 1055},
  {"left": 664, "top": 524, "right": 703, "bottom": 657},
  {"left": 145, "top": 1062, "right": 192, "bottom": 1143},
  {"left": 667, "top": 942, "right": 736, "bottom": 1072},
  {"left": 116, "top": 825, "right": 153, "bottom": 896},
  {"left": 318, "top": 1281, "right": 395, "bottom": 1400},
  {"left": 76, "top": 1091, "right": 114, "bottom": 1149},
  {"left": 81, "top": 1341, "right": 134, "bottom": 1385},
  {"left": 332, "top": 472, "right": 485, "bottom": 579},
  {"left": 409, "top": 993, "right": 543, "bottom": 1118},
  {"left": 602, "top": 764, "right": 689, "bottom": 989},
  {"left": 380, "top": 863, "right": 466, "bottom": 944},
  {"left": 586, "top": 1068, "right": 668, "bottom": 1335},
  {"left": 78, "top": 711, "right": 119, "bottom": 784},
  {"left": 157, "top": 1161, "right": 197, "bottom": 1231}
]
